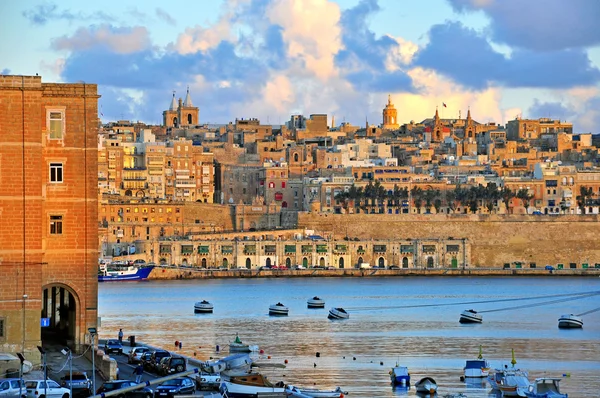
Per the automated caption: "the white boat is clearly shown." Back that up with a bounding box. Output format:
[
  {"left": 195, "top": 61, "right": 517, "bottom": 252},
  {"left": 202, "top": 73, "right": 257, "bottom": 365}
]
[
  {"left": 229, "top": 333, "right": 258, "bottom": 353},
  {"left": 521, "top": 377, "right": 568, "bottom": 398},
  {"left": 459, "top": 309, "right": 482, "bottom": 323},
  {"left": 498, "top": 372, "right": 531, "bottom": 396},
  {"left": 558, "top": 314, "right": 583, "bottom": 328},
  {"left": 328, "top": 307, "right": 349, "bottom": 320},
  {"left": 415, "top": 377, "right": 437, "bottom": 394},
  {"left": 307, "top": 296, "right": 325, "bottom": 308},
  {"left": 285, "top": 384, "right": 348, "bottom": 398},
  {"left": 269, "top": 302, "right": 289, "bottom": 316},
  {"left": 390, "top": 365, "right": 410, "bottom": 386},
  {"left": 463, "top": 345, "right": 490, "bottom": 378},
  {"left": 219, "top": 374, "right": 285, "bottom": 397},
  {"left": 194, "top": 300, "right": 214, "bottom": 313}
]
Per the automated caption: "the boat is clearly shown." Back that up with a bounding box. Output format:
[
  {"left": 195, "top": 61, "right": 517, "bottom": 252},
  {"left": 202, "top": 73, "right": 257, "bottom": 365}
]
[
  {"left": 285, "top": 384, "right": 348, "bottom": 398},
  {"left": 390, "top": 365, "right": 410, "bottom": 386},
  {"left": 498, "top": 372, "right": 531, "bottom": 396},
  {"left": 521, "top": 377, "right": 568, "bottom": 398},
  {"left": 229, "top": 333, "right": 258, "bottom": 353},
  {"left": 98, "top": 264, "right": 154, "bottom": 282},
  {"left": 194, "top": 300, "right": 214, "bottom": 313},
  {"left": 463, "top": 345, "right": 490, "bottom": 378},
  {"left": 459, "top": 309, "right": 482, "bottom": 323},
  {"left": 307, "top": 296, "right": 325, "bottom": 308},
  {"left": 219, "top": 373, "right": 285, "bottom": 397},
  {"left": 558, "top": 314, "right": 583, "bottom": 329},
  {"left": 328, "top": 307, "right": 349, "bottom": 320},
  {"left": 415, "top": 377, "right": 437, "bottom": 394},
  {"left": 269, "top": 302, "right": 289, "bottom": 316}
]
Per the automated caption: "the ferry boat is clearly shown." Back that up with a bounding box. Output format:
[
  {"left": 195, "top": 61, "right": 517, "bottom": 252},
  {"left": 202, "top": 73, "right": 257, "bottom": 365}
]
[
  {"left": 98, "top": 264, "right": 154, "bottom": 282},
  {"left": 459, "top": 309, "right": 483, "bottom": 323},
  {"left": 558, "top": 314, "right": 583, "bottom": 328},
  {"left": 307, "top": 296, "right": 325, "bottom": 308}
]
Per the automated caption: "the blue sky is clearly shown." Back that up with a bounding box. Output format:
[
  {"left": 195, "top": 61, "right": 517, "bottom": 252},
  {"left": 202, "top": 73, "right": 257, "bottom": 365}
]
[{"left": 2, "top": 0, "right": 600, "bottom": 132}]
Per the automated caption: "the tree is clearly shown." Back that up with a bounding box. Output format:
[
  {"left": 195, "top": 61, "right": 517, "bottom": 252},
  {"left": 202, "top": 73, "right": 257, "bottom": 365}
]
[
  {"left": 424, "top": 188, "right": 439, "bottom": 214},
  {"left": 434, "top": 198, "right": 442, "bottom": 213},
  {"left": 516, "top": 188, "right": 534, "bottom": 213},
  {"left": 577, "top": 186, "right": 593, "bottom": 214},
  {"left": 411, "top": 186, "right": 423, "bottom": 213},
  {"left": 500, "top": 187, "right": 515, "bottom": 213}
]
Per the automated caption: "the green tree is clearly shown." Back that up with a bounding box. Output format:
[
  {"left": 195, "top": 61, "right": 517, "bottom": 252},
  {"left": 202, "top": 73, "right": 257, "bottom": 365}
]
[
  {"left": 516, "top": 188, "right": 534, "bottom": 213},
  {"left": 411, "top": 186, "right": 423, "bottom": 213},
  {"left": 577, "top": 186, "right": 593, "bottom": 214},
  {"left": 500, "top": 187, "right": 515, "bottom": 213}
]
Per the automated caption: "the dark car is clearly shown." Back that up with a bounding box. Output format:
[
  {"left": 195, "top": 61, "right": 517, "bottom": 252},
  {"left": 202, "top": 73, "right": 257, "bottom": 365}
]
[
  {"left": 149, "top": 350, "right": 171, "bottom": 373},
  {"left": 158, "top": 356, "right": 186, "bottom": 376},
  {"left": 60, "top": 372, "right": 91, "bottom": 397},
  {"left": 97, "top": 380, "right": 153, "bottom": 398},
  {"left": 104, "top": 339, "right": 123, "bottom": 355},
  {"left": 154, "top": 377, "right": 195, "bottom": 398},
  {"left": 141, "top": 352, "right": 154, "bottom": 371}
]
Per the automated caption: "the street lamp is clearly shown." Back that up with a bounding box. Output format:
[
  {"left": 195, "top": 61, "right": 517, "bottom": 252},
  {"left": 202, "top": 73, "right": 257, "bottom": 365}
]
[
  {"left": 36, "top": 346, "right": 46, "bottom": 398},
  {"left": 88, "top": 328, "right": 97, "bottom": 395},
  {"left": 16, "top": 353, "right": 25, "bottom": 398},
  {"left": 61, "top": 348, "right": 72, "bottom": 398}
]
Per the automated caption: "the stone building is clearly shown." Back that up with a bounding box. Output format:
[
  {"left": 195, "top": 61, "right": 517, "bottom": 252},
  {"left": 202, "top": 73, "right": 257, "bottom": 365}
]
[
  {"left": 162, "top": 88, "right": 199, "bottom": 128},
  {"left": 382, "top": 95, "right": 399, "bottom": 130},
  {"left": 0, "top": 75, "right": 99, "bottom": 359}
]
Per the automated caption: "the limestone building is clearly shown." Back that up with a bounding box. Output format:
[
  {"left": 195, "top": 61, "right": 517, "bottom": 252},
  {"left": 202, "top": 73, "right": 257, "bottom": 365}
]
[
  {"left": 163, "top": 88, "right": 199, "bottom": 128},
  {"left": 382, "top": 95, "right": 399, "bottom": 130}
]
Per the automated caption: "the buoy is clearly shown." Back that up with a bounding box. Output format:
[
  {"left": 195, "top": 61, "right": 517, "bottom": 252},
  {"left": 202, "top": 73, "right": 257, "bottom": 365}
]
[
  {"left": 460, "top": 376, "right": 465, "bottom": 381},
  {"left": 268, "top": 356, "right": 271, "bottom": 359},
  {"left": 260, "top": 349, "right": 265, "bottom": 354},
  {"left": 284, "top": 359, "right": 288, "bottom": 364},
  {"left": 316, "top": 352, "right": 320, "bottom": 358},
  {"left": 179, "top": 342, "right": 182, "bottom": 349},
  {"left": 380, "top": 361, "right": 383, "bottom": 366},
  {"left": 175, "top": 340, "right": 179, "bottom": 348},
  {"left": 193, "top": 352, "right": 196, "bottom": 357},
  {"left": 314, "top": 363, "right": 317, "bottom": 368},
  {"left": 342, "top": 356, "right": 345, "bottom": 359},
  {"left": 353, "top": 357, "right": 356, "bottom": 361}
]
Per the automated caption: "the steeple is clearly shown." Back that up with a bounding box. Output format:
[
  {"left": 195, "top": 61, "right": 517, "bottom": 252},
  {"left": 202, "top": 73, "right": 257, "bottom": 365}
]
[
  {"left": 387, "top": 94, "right": 392, "bottom": 106},
  {"left": 466, "top": 106, "right": 471, "bottom": 121},
  {"left": 434, "top": 106, "right": 439, "bottom": 120},
  {"left": 169, "top": 91, "right": 177, "bottom": 111},
  {"left": 184, "top": 86, "right": 193, "bottom": 107}
]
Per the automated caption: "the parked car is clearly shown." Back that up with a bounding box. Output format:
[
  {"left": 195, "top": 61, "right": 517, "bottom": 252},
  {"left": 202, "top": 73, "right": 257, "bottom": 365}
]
[
  {"left": 154, "top": 377, "right": 195, "bottom": 397},
  {"left": 103, "top": 339, "right": 123, "bottom": 355},
  {"left": 96, "top": 380, "right": 153, "bottom": 398},
  {"left": 25, "top": 380, "right": 70, "bottom": 398},
  {"left": 194, "top": 373, "right": 221, "bottom": 391},
  {"left": 149, "top": 350, "right": 171, "bottom": 373},
  {"left": 140, "top": 352, "right": 154, "bottom": 371},
  {"left": 0, "top": 378, "right": 26, "bottom": 398},
  {"left": 128, "top": 347, "right": 150, "bottom": 364},
  {"left": 389, "top": 265, "right": 400, "bottom": 270},
  {"left": 158, "top": 357, "right": 186, "bottom": 376},
  {"left": 545, "top": 265, "right": 555, "bottom": 271},
  {"left": 60, "top": 372, "right": 91, "bottom": 397}
]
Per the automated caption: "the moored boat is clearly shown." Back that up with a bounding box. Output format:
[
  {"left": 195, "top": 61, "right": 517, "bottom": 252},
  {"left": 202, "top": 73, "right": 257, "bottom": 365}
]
[
  {"left": 98, "top": 264, "right": 154, "bottom": 282},
  {"left": 459, "top": 309, "right": 482, "bottom": 323},
  {"left": 219, "top": 373, "right": 285, "bottom": 397},
  {"left": 558, "top": 314, "right": 583, "bottom": 329},
  {"left": 285, "top": 384, "right": 348, "bottom": 398},
  {"left": 390, "top": 365, "right": 410, "bottom": 386},
  {"left": 307, "top": 296, "right": 325, "bottom": 308},
  {"left": 328, "top": 307, "right": 349, "bottom": 320},
  {"left": 521, "top": 377, "right": 568, "bottom": 398},
  {"left": 229, "top": 333, "right": 258, "bottom": 353},
  {"left": 269, "top": 302, "right": 289, "bottom": 316},
  {"left": 415, "top": 377, "right": 437, "bottom": 394},
  {"left": 194, "top": 300, "right": 214, "bottom": 313},
  {"left": 498, "top": 372, "right": 531, "bottom": 396},
  {"left": 463, "top": 345, "right": 490, "bottom": 378}
]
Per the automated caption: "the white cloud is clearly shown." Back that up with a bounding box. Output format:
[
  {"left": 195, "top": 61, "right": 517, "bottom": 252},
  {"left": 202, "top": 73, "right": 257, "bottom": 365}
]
[{"left": 52, "top": 25, "right": 151, "bottom": 54}]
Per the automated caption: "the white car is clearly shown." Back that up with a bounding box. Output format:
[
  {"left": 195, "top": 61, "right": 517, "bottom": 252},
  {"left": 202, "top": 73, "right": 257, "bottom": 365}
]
[
  {"left": 127, "top": 347, "right": 150, "bottom": 364},
  {"left": 25, "top": 380, "right": 70, "bottom": 398},
  {"left": 0, "top": 378, "right": 26, "bottom": 398}
]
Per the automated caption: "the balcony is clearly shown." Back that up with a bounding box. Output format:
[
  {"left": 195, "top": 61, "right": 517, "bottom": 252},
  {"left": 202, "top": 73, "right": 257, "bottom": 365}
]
[
  {"left": 175, "top": 181, "right": 196, "bottom": 188},
  {"left": 123, "top": 166, "right": 147, "bottom": 171},
  {"left": 123, "top": 177, "right": 147, "bottom": 181}
]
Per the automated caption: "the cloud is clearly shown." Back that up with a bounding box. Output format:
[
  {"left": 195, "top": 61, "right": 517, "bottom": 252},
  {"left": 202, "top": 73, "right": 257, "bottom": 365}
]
[
  {"left": 1, "top": 68, "right": 11, "bottom": 75},
  {"left": 22, "top": 3, "right": 113, "bottom": 25},
  {"left": 415, "top": 22, "right": 600, "bottom": 89},
  {"left": 528, "top": 99, "right": 575, "bottom": 120},
  {"left": 156, "top": 8, "right": 176, "bottom": 26},
  {"left": 448, "top": 0, "right": 600, "bottom": 51},
  {"left": 52, "top": 25, "right": 151, "bottom": 54}
]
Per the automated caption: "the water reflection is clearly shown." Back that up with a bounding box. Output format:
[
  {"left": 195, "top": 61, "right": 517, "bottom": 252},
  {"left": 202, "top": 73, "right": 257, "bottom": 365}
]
[{"left": 99, "top": 277, "right": 600, "bottom": 397}]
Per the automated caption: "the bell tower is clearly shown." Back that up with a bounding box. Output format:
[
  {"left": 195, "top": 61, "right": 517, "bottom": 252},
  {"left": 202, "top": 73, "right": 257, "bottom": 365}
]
[{"left": 382, "top": 94, "right": 399, "bottom": 130}]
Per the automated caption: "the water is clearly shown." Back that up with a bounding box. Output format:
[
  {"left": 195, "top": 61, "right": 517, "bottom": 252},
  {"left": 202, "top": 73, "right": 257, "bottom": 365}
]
[{"left": 98, "top": 276, "right": 600, "bottom": 397}]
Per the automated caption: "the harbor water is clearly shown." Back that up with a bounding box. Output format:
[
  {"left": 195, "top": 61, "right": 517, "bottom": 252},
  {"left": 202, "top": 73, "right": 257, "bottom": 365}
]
[{"left": 98, "top": 276, "right": 600, "bottom": 397}]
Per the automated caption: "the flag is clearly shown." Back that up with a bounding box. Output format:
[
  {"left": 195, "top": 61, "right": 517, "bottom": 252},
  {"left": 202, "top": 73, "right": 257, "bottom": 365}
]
[{"left": 443, "top": 102, "right": 447, "bottom": 108}]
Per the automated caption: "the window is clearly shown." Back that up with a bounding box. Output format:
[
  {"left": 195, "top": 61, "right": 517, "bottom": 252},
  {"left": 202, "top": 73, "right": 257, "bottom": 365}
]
[
  {"left": 49, "top": 162, "right": 63, "bottom": 183},
  {"left": 50, "top": 215, "right": 63, "bottom": 234},
  {"left": 0, "top": 317, "right": 4, "bottom": 339},
  {"left": 48, "top": 110, "right": 64, "bottom": 139}
]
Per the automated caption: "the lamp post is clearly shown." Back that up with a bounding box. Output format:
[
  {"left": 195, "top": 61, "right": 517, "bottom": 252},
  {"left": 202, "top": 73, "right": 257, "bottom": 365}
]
[
  {"left": 17, "top": 353, "right": 25, "bottom": 398},
  {"left": 36, "top": 346, "right": 46, "bottom": 398},
  {"left": 88, "top": 328, "right": 97, "bottom": 395},
  {"left": 61, "top": 348, "right": 72, "bottom": 398}
]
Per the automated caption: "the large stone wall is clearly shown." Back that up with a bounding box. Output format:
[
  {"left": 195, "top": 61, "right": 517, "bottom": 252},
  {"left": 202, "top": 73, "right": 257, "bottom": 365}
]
[{"left": 298, "top": 213, "right": 600, "bottom": 267}]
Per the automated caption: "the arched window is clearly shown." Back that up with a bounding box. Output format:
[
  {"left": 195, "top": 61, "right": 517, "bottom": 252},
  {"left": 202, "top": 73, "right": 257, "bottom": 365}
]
[
  {"left": 173, "top": 117, "right": 178, "bottom": 126},
  {"left": 339, "top": 257, "right": 345, "bottom": 269},
  {"left": 402, "top": 257, "right": 409, "bottom": 268},
  {"left": 427, "top": 257, "right": 434, "bottom": 268},
  {"left": 319, "top": 257, "right": 325, "bottom": 267},
  {"left": 266, "top": 258, "right": 272, "bottom": 267},
  {"left": 285, "top": 258, "right": 291, "bottom": 267},
  {"left": 294, "top": 153, "right": 299, "bottom": 162},
  {"left": 201, "top": 258, "right": 207, "bottom": 268},
  {"left": 302, "top": 257, "right": 308, "bottom": 267},
  {"left": 223, "top": 258, "right": 228, "bottom": 268},
  {"left": 246, "top": 258, "right": 251, "bottom": 268},
  {"left": 187, "top": 114, "right": 192, "bottom": 124}
]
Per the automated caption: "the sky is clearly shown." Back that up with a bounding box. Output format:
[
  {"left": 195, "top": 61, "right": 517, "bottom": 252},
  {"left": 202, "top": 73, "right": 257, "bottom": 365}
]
[{"left": 2, "top": 0, "right": 600, "bottom": 132}]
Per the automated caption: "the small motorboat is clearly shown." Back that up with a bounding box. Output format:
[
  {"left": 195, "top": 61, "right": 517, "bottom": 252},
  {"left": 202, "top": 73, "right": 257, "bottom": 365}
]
[
  {"left": 285, "top": 384, "right": 348, "bottom": 398},
  {"left": 328, "top": 307, "right": 349, "bottom": 320},
  {"left": 558, "top": 314, "right": 583, "bottom": 328},
  {"left": 269, "top": 302, "right": 289, "bottom": 316},
  {"left": 463, "top": 345, "right": 490, "bottom": 378},
  {"left": 415, "top": 377, "right": 437, "bottom": 394},
  {"left": 219, "top": 373, "right": 285, "bottom": 396},
  {"left": 229, "top": 333, "right": 259, "bottom": 353},
  {"left": 390, "top": 365, "right": 410, "bottom": 386},
  {"left": 459, "top": 309, "right": 482, "bottom": 323},
  {"left": 194, "top": 300, "right": 214, "bottom": 313},
  {"left": 307, "top": 296, "right": 325, "bottom": 308},
  {"left": 498, "top": 372, "right": 531, "bottom": 396},
  {"left": 521, "top": 377, "right": 568, "bottom": 398}
]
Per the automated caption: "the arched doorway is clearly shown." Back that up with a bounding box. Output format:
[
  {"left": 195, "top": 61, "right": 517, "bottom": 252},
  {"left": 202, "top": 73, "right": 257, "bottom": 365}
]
[
  {"left": 319, "top": 257, "right": 325, "bottom": 267},
  {"left": 285, "top": 258, "right": 291, "bottom": 267},
  {"left": 402, "top": 257, "right": 409, "bottom": 268},
  {"left": 246, "top": 258, "right": 251, "bottom": 268},
  {"left": 41, "top": 284, "right": 79, "bottom": 346},
  {"left": 266, "top": 258, "right": 272, "bottom": 268},
  {"left": 339, "top": 257, "right": 345, "bottom": 269},
  {"left": 201, "top": 258, "right": 207, "bottom": 268},
  {"left": 451, "top": 257, "right": 458, "bottom": 268},
  {"left": 357, "top": 257, "right": 363, "bottom": 268},
  {"left": 124, "top": 189, "right": 132, "bottom": 196},
  {"left": 378, "top": 257, "right": 385, "bottom": 268},
  {"left": 181, "top": 258, "right": 188, "bottom": 266},
  {"left": 223, "top": 258, "right": 229, "bottom": 268},
  {"left": 427, "top": 256, "right": 434, "bottom": 268},
  {"left": 302, "top": 257, "right": 308, "bottom": 268},
  {"left": 160, "top": 258, "right": 167, "bottom": 265}
]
